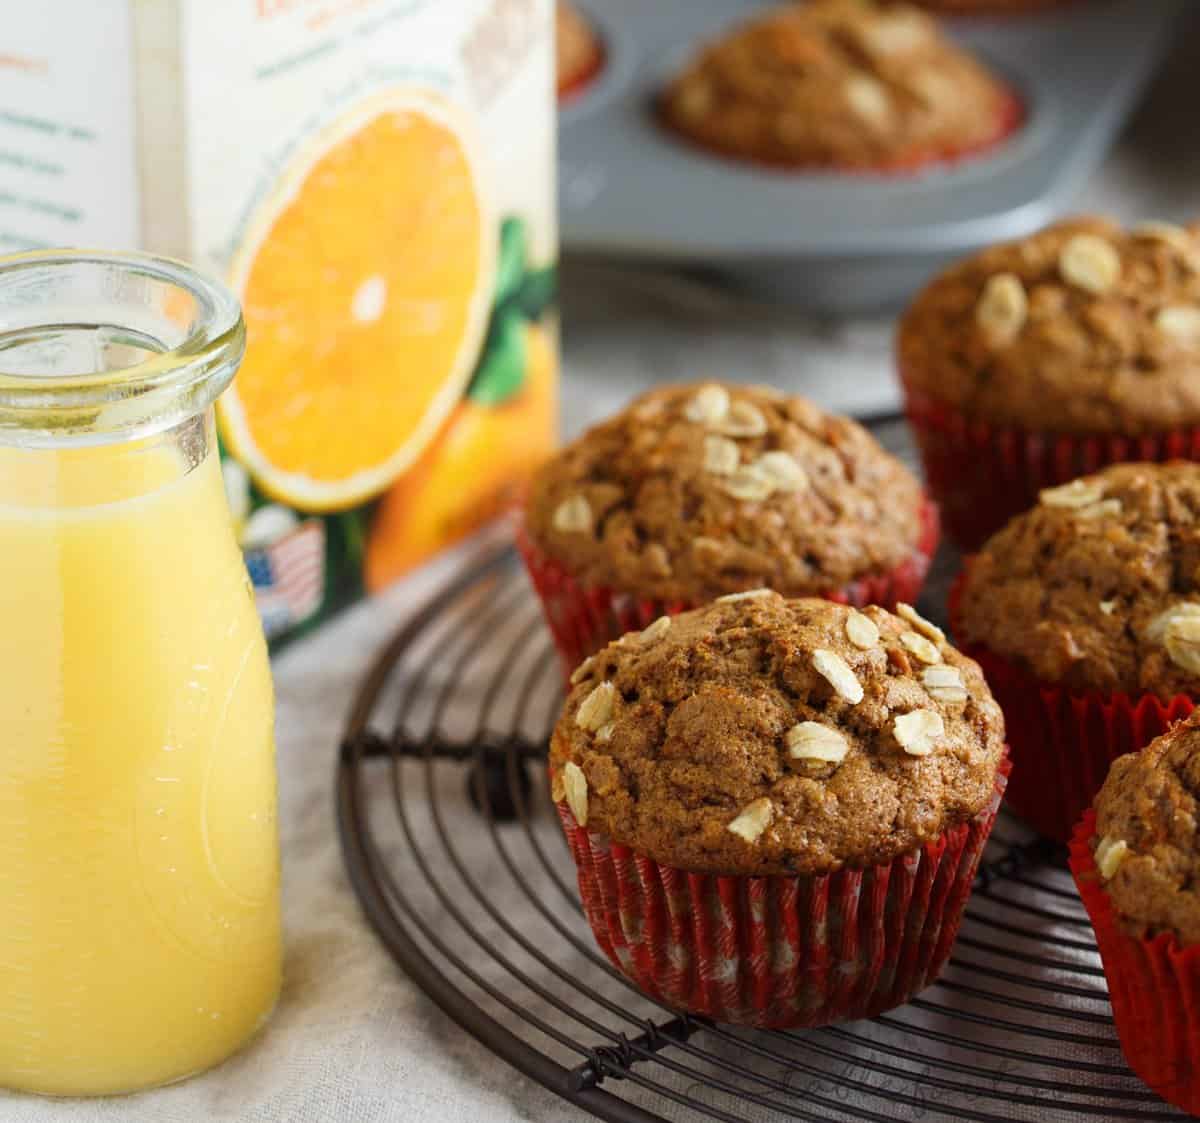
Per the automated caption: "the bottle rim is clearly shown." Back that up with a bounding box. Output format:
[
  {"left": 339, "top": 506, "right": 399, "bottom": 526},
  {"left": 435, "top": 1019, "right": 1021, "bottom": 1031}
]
[{"left": 0, "top": 249, "right": 245, "bottom": 446}]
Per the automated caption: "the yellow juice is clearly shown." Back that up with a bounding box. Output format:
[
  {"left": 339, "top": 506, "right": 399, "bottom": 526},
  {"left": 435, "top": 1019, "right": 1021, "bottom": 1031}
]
[{"left": 0, "top": 435, "right": 281, "bottom": 1096}]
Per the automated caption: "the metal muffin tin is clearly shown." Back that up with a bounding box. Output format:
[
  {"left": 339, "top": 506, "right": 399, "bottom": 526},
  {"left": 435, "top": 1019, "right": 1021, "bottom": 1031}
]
[{"left": 559, "top": 0, "right": 1188, "bottom": 312}]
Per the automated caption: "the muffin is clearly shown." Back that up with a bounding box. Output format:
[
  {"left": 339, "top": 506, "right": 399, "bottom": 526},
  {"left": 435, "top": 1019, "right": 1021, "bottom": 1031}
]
[
  {"left": 519, "top": 381, "right": 939, "bottom": 671},
  {"left": 899, "top": 215, "right": 1200, "bottom": 548},
  {"left": 551, "top": 592, "right": 1008, "bottom": 1027},
  {"left": 1069, "top": 711, "right": 1200, "bottom": 1114},
  {"left": 658, "top": 0, "right": 1021, "bottom": 173},
  {"left": 557, "top": 0, "right": 603, "bottom": 101},
  {"left": 953, "top": 461, "right": 1200, "bottom": 841}
]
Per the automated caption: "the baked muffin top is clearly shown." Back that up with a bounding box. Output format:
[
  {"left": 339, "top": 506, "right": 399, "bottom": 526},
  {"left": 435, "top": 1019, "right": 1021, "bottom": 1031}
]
[
  {"left": 958, "top": 462, "right": 1200, "bottom": 700},
  {"left": 550, "top": 593, "right": 1006, "bottom": 876},
  {"left": 659, "top": 0, "right": 1017, "bottom": 170},
  {"left": 557, "top": 0, "right": 602, "bottom": 98},
  {"left": 1091, "top": 710, "right": 1200, "bottom": 945},
  {"left": 523, "top": 382, "right": 928, "bottom": 603},
  {"left": 899, "top": 216, "right": 1200, "bottom": 434}
]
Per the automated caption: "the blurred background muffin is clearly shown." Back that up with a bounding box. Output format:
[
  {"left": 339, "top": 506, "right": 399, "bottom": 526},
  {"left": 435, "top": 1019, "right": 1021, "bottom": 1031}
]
[
  {"left": 658, "top": 0, "right": 1021, "bottom": 172},
  {"left": 557, "top": 0, "right": 604, "bottom": 101}
]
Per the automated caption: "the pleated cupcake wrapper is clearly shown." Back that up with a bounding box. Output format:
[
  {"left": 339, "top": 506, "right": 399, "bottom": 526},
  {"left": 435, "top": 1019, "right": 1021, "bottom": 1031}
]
[
  {"left": 867, "top": 90, "right": 1025, "bottom": 176},
  {"left": 555, "top": 757, "right": 1008, "bottom": 1029},
  {"left": 517, "top": 498, "right": 939, "bottom": 677},
  {"left": 899, "top": 370, "right": 1200, "bottom": 551},
  {"left": 1070, "top": 810, "right": 1200, "bottom": 1115},
  {"left": 558, "top": 47, "right": 605, "bottom": 103},
  {"left": 948, "top": 571, "right": 1195, "bottom": 842}
]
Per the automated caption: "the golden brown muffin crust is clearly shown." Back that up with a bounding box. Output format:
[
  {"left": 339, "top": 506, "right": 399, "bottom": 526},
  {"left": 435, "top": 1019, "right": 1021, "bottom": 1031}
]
[
  {"left": 959, "top": 462, "right": 1200, "bottom": 700},
  {"left": 660, "top": 0, "right": 1017, "bottom": 170},
  {"left": 550, "top": 593, "right": 1006, "bottom": 876},
  {"left": 899, "top": 216, "right": 1200, "bottom": 434},
  {"left": 1092, "top": 710, "right": 1200, "bottom": 945},
  {"left": 524, "top": 382, "right": 927, "bottom": 602}
]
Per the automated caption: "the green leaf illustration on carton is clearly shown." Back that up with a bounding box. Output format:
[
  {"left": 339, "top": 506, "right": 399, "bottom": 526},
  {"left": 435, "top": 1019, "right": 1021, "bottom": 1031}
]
[
  {"left": 466, "top": 310, "right": 528, "bottom": 406},
  {"left": 495, "top": 216, "right": 528, "bottom": 307},
  {"left": 514, "top": 265, "right": 555, "bottom": 322}
]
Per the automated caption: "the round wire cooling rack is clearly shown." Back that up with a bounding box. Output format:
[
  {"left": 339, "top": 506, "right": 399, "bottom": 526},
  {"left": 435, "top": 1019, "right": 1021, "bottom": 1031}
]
[{"left": 336, "top": 544, "right": 1189, "bottom": 1123}]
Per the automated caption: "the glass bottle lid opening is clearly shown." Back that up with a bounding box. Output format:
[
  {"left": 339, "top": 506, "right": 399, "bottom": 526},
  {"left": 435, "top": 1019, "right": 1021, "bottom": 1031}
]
[{"left": 0, "top": 250, "right": 245, "bottom": 447}]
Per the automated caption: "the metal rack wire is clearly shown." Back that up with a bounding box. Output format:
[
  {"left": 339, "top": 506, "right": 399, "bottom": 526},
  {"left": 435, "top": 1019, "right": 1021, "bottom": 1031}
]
[{"left": 336, "top": 533, "right": 1188, "bottom": 1123}]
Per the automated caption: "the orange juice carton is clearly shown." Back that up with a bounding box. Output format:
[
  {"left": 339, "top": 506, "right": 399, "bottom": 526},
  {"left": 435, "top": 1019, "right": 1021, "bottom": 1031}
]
[{"left": 2, "top": 0, "right": 558, "bottom": 644}]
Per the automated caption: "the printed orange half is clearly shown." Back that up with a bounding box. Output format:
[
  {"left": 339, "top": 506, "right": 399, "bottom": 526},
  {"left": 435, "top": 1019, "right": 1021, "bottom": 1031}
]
[{"left": 220, "top": 89, "right": 496, "bottom": 512}]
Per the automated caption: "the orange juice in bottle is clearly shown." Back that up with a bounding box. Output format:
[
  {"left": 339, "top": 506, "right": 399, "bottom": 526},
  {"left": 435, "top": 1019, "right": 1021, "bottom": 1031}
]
[{"left": 0, "top": 250, "right": 281, "bottom": 1096}]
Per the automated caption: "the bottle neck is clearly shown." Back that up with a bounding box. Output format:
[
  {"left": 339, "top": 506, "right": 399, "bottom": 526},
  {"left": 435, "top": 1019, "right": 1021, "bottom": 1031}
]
[
  {"left": 0, "top": 251, "right": 244, "bottom": 450},
  {"left": 0, "top": 411, "right": 215, "bottom": 512}
]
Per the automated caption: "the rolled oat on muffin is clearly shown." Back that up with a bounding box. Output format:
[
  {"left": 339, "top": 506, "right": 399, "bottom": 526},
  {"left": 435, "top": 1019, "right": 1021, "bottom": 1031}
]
[
  {"left": 899, "top": 214, "right": 1200, "bottom": 547},
  {"left": 952, "top": 461, "right": 1200, "bottom": 840},
  {"left": 519, "top": 381, "right": 938, "bottom": 670},
  {"left": 659, "top": 0, "right": 1021, "bottom": 172},
  {"left": 1069, "top": 710, "right": 1200, "bottom": 1115},
  {"left": 552, "top": 592, "right": 1007, "bottom": 1027}
]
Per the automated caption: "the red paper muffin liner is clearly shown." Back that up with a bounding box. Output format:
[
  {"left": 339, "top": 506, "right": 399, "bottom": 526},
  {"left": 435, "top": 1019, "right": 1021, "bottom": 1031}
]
[
  {"left": 518, "top": 498, "right": 940, "bottom": 676},
  {"left": 875, "top": 91, "right": 1025, "bottom": 176},
  {"left": 554, "top": 756, "right": 1008, "bottom": 1028},
  {"left": 1070, "top": 810, "right": 1200, "bottom": 1114},
  {"left": 948, "top": 572, "right": 1195, "bottom": 842},
  {"left": 899, "top": 368, "right": 1200, "bottom": 550},
  {"left": 558, "top": 45, "right": 605, "bottom": 103}
]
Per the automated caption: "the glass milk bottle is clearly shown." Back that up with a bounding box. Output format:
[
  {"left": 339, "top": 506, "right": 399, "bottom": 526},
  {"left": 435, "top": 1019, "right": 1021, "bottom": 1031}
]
[{"left": 0, "top": 251, "right": 281, "bottom": 1096}]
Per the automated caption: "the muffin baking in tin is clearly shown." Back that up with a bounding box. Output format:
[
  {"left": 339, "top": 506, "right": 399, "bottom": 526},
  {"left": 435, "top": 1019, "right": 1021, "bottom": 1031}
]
[
  {"left": 557, "top": 0, "right": 604, "bottom": 101},
  {"left": 659, "top": 0, "right": 1021, "bottom": 173}
]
